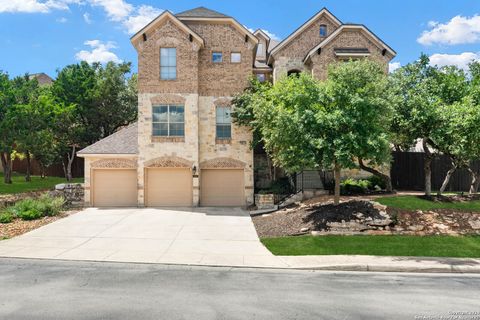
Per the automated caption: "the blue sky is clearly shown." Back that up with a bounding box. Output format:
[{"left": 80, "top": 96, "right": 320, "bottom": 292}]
[{"left": 1, "top": 0, "right": 479, "bottom": 77}]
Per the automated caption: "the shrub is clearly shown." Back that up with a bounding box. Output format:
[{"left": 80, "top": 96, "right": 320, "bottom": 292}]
[
  {"left": 340, "top": 178, "right": 372, "bottom": 195},
  {"left": 0, "top": 211, "right": 14, "bottom": 224},
  {"left": 367, "top": 175, "right": 386, "bottom": 190},
  {"left": 7, "top": 195, "right": 65, "bottom": 221},
  {"left": 258, "top": 177, "right": 293, "bottom": 195}
]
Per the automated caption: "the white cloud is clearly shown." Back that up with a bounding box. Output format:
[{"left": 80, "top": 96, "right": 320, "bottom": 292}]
[
  {"left": 75, "top": 39, "right": 121, "bottom": 63},
  {"left": 0, "top": 0, "right": 81, "bottom": 13},
  {"left": 389, "top": 62, "right": 401, "bottom": 73},
  {"left": 429, "top": 52, "right": 480, "bottom": 70},
  {"left": 56, "top": 16, "right": 67, "bottom": 22},
  {"left": 89, "top": 0, "right": 132, "bottom": 21},
  {"left": 418, "top": 14, "right": 480, "bottom": 45},
  {"left": 244, "top": 26, "right": 281, "bottom": 40},
  {"left": 83, "top": 12, "right": 91, "bottom": 23},
  {"left": 122, "top": 5, "right": 162, "bottom": 34}
]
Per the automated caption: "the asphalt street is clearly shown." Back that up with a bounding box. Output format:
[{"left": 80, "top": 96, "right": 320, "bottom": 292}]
[{"left": 0, "top": 258, "right": 479, "bottom": 320}]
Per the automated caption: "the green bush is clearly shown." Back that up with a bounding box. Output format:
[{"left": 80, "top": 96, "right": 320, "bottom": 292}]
[
  {"left": 340, "top": 178, "right": 372, "bottom": 195},
  {"left": 258, "top": 177, "right": 293, "bottom": 195},
  {"left": 0, "top": 211, "right": 14, "bottom": 224},
  {"left": 367, "top": 175, "right": 386, "bottom": 190},
  {"left": 7, "top": 195, "right": 65, "bottom": 221}
]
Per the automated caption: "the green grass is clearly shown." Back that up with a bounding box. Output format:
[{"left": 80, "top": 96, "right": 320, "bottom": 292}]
[
  {"left": 376, "top": 195, "right": 480, "bottom": 211},
  {"left": 261, "top": 235, "right": 480, "bottom": 258},
  {"left": 0, "top": 173, "right": 83, "bottom": 195}
]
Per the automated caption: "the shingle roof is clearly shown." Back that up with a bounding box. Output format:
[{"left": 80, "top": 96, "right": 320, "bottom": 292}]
[
  {"left": 254, "top": 61, "right": 272, "bottom": 70},
  {"left": 176, "top": 7, "right": 229, "bottom": 18},
  {"left": 77, "top": 122, "right": 138, "bottom": 155}
]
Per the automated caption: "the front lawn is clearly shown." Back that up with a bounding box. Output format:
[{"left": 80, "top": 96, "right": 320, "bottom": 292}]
[
  {"left": 261, "top": 235, "right": 480, "bottom": 258},
  {"left": 376, "top": 195, "right": 480, "bottom": 211},
  {"left": 0, "top": 173, "right": 83, "bottom": 195}
]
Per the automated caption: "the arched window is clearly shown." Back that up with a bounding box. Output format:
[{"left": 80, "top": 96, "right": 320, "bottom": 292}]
[
  {"left": 287, "top": 69, "right": 301, "bottom": 77},
  {"left": 320, "top": 25, "right": 327, "bottom": 37}
]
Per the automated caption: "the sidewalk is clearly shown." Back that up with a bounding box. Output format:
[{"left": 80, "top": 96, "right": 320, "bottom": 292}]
[{"left": 277, "top": 255, "right": 480, "bottom": 273}]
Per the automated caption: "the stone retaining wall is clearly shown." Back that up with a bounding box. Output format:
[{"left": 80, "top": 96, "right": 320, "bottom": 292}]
[
  {"left": 255, "top": 193, "right": 275, "bottom": 210},
  {"left": 51, "top": 183, "right": 84, "bottom": 207}
]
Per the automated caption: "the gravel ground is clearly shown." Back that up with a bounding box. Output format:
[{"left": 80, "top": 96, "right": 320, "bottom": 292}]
[{"left": 0, "top": 210, "right": 78, "bottom": 239}]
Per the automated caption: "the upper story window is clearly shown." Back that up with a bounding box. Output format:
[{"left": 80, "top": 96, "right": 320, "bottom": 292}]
[
  {"left": 256, "top": 43, "right": 264, "bottom": 56},
  {"left": 319, "top": 25, "right": 327, "bottom": 37},
  {"left": 231, "top": 52, "right": 241, "bottom": 63},
  {"left": 216, "top": 106, "right": 231, "bottom": 139},
  {"left": 212, "top": 52, "right": 223, "bottom": 63},
  {"left": 152, "top": 105, "right": 184, "bottom": 137},
  {"left": 160, "top": 48, "right": 176, "bottom": 80}
]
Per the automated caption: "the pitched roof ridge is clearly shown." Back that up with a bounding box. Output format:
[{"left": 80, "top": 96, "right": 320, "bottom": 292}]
[{"left": 176, "top": 6, "right": 230, "bottom": 18}]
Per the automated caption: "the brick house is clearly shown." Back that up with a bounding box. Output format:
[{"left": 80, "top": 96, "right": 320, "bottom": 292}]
[{"left": 78, "top": 7, "right": 395, "bottom": 207}]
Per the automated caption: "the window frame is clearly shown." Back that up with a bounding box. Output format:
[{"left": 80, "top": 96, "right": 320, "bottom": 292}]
[
  {"left": 215, "top": 106, "right": 232, "bottom": 139},
  {"left": 230, "top": 52, "right": 241, "bottom": 63},
  {"left": 152, "top": 105, "right": 185, "bottom": 137},
  {"left": 212, "top": 52, "right": 223, "bottom": 63},
  {"left": 160, "top": 48, "right": 177, "bottom": 80},
  {"left": 319, "top": 25, "right": 327, "bottom": 37}
]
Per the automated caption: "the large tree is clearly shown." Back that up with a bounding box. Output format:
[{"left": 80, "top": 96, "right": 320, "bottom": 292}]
[
  {"left": 51, "top": 61, "right": 138, "bottom": 180},
  {"left": 389, "top": 54, "right": 444, "bottom": 196},
  {"left": 234, "top": 59, "right": 392, "bottom": 204},
  {"left": 0, "top": 71, "right": 15, "bottom": 184}
]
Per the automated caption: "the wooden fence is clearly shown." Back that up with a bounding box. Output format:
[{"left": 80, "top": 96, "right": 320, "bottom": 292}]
[
  {"left": 12, "top": 157, "right": 84, "bottom": 178},
  {"left": 390, "top": 151, "right": 480, "bottom": 192}
]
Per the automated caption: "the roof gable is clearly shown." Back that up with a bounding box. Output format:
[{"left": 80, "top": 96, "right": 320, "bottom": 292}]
[
  {"left": 176, "top": 7, "right": 229, "bottom": 18},
  {"left": 253, "top": 29, "right": 271, "bottom": 41},
  {"left": 303, "top": 24, "right": 396, "bottom": 63},
  {"left": 130, "top": 11, "right": 204, "bottom": 47},
  {"left": 269, "top": 8, "right": 342, "bottom": 57}
]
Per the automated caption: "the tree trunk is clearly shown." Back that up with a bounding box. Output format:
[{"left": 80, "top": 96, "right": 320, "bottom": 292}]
[
  {"left": 438, "top": 158, "right": 456, "bottom": 195},
  {"left": 468, "top": 168, "right": 480, "bottom": 194},
  {"left": 358, "top": 158, "right": 393, "bottom": 193},
  {"left": 65, "top": 146, "right": 76, "bottom": 182},
  {"left": 0, "top": 152, "right": 13, "bottom": 184},
  {"left": 334, "top": 162, "right": 341, "bottom": 205},
  {"left": 25, "top": 150, "right": 31, "bottom": 182},
  {"left": 423, "top": 140, "right": 432, "bottom": 196}
]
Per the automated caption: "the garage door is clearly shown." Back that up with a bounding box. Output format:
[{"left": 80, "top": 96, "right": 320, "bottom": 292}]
[
  {"left": 92, "top": 169, "right": 137, "bottom": 207},
  {"left": 146, "top": 168, "right": 192, "bottom": 206},
  {"left": 200, "top": 169, "right": 244, "bottom": 206}
]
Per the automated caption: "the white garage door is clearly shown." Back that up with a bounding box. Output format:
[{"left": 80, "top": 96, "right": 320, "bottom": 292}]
[
  {"left": 145, "top": 168, "right": 192, "bottom": 206},
  {"left": 92, "top": 169, "right": 137, "bottom": 207},
  {"left": 200, "top": 169, "right": 244, "bottom": 206}
]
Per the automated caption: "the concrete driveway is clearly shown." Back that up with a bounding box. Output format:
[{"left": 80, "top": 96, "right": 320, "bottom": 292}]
[{"left": 0, "top": 208, "right": 286, "bottom": 267}]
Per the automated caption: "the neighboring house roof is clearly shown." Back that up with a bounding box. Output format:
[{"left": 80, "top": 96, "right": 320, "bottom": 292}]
[
  {"left": 77, "top": 122, "right": 138, "bottom": 155},
  {"left": 269, "top": 8, "right": 342, "bottom": 58},
  {"left": 303, "top": 24, "right": 397, "bottom": 63},
  {"left": 253, "top": 29, "right": 271, "bottom": 40},
  {"left": 130, "top": 11, "right": 204, "bottom": 47},
  {"left": 176, "top": 6, "right": 230, "bottom": 18},
  {"left": 29, "top": 73, "right": 53, "bottom": 86}
]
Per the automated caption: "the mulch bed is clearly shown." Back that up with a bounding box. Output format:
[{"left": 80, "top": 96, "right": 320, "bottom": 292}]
[
  {"left": 253, "top": 197, "right": 480, "bottom": 238},
  {"left": 0, "top": 210, "right": 78, "bottom": 239},
  {"left": 253, "top": 200, "right": 385, "bottom": 238}
]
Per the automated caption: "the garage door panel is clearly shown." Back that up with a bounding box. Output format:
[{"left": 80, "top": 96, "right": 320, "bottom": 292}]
[
  {"left": 201, "top": 169, "right": 244, "bottom": 207},
  {"left": 146, "top": 168, "right": 192, "bottom": 206},
  {"left": 93, "top": 169, "right": 137, "bottom": 207}
]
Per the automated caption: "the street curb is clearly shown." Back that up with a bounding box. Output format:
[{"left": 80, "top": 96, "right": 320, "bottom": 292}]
[{"left": 2, "top": 256, "right": 480, "bottom": 274}]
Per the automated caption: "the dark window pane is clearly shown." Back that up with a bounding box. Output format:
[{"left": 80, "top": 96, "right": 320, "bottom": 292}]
[
  {"left": 153, "top": 123, "right": 168, "bottom": 136},
  {"left": 212, "top": 52, "right": 223, "bottom": 63}
]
